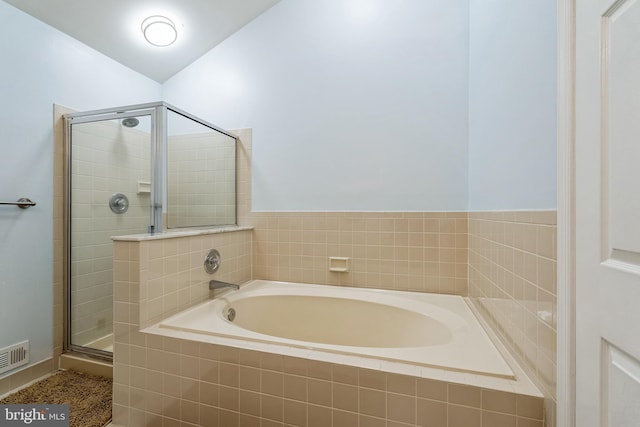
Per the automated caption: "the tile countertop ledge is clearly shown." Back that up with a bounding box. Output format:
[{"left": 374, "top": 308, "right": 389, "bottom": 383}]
[{"left": 111, "top": 225, "right": 254, "bottom": 241}]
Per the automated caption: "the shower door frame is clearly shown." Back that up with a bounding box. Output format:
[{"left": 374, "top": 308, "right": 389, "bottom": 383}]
[
  {"left": 62, "top": 101, "right": 239, "bottom": 360},
  {"left": 63, "top": 104, "right": 162, "bottom": 360}
]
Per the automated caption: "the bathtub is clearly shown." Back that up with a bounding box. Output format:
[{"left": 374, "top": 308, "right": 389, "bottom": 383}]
[{"left": 159, "top": 280, "right": 514, "bottom": 379}]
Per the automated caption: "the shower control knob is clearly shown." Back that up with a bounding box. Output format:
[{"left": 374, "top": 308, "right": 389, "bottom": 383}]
[
  {"left": 204, "top": 249, "right": 221, "bottom": 274},
  {"left": 109, "top": 193, "right": 129, "bottom": 214}
]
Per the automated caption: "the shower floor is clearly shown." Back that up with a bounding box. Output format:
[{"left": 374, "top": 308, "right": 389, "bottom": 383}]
[{"left": 85, "top": 334, "right": 113, "bottom": 352}]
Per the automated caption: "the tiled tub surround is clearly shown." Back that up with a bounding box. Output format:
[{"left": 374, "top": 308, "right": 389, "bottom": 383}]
[
  {"left": 113, "top": 228, "right": 252, "bottom": 329},
  {"left": 112, "top": 232, "right": 544, "bottom": 427},
  {"left": 467, "top": 211, "right": 557, "bottom": 427},
  {"left": 248, "top": 212, "right": 469, "bottom": 296}
]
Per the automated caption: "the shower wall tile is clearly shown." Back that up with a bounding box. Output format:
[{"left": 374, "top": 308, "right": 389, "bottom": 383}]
[
  {"left": 167, "top": 132, "right": 236, "bottom": 228},
  {"left": 467, "top": 211, "right": 557, "bottom": 427},
  {"left": 69, "top": 117, "right": 152, "bottom": 347}
]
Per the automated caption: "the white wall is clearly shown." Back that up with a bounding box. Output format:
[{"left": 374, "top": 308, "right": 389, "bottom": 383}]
[
  {"left": 164, "top": 0, "right": 471, "bottom": 211},
  {"left": 0, "top": 1, "right": 161, "bottom": 370},
  {"left": 164, "top": 0, "right": 557, "bottom": 212},
  {"left": 467, "top": 0, "right": 557, "bottom": 210}
]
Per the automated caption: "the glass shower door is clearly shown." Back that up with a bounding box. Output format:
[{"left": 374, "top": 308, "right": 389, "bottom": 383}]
[{"left": 67, "top": 113, "right": 153, "bottom": 355}]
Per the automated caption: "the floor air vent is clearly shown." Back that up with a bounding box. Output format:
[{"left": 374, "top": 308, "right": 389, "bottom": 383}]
[{"left": 0, "top": 340, "right": 29, "bottom": 375}]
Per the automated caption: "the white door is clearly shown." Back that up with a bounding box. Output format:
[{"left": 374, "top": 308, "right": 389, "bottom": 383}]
[{"left": 576, "top": 0, "right": 640, "bottom": 425}]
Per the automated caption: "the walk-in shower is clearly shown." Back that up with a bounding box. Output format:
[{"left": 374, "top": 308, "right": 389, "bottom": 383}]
[{"left": 63, "top": 102, "right": 237, "bottom": 358}]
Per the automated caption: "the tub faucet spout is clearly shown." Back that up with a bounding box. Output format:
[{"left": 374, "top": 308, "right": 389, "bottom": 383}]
[{"left": 209, "top": 280, "right": 240, "bottom": 291}]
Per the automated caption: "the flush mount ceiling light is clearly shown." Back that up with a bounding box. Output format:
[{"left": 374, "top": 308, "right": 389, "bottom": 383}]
[{"left": 141, "top": 15, "right": 177, "bottom": 47}]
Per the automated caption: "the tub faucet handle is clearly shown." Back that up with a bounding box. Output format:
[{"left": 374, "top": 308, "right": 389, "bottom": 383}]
[{"left": 204, "top": 249, "right": 221, "bottom": 274}]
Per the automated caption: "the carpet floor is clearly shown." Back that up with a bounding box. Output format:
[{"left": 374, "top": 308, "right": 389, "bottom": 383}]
[{"left": 0, "top": 370, "right": 112, "bottom": 427}]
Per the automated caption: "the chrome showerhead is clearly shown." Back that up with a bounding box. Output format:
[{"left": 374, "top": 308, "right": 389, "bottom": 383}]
[{"left": 121, "top": 117, "right": 140, "bottom": 128}]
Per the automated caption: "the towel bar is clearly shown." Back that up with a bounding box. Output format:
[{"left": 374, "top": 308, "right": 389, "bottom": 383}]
[{"left": 0, "top": 198, "right": 36, "bottom": 209}]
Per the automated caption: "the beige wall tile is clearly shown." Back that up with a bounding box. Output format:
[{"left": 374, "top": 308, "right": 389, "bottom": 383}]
[
  {"left": 199, "top": 382, "right": 219, "bottom": 406},
  {"left": 387, "top": 392, "right": 416, "bottom": 424},
  {"left": 332, "top": 383, "right": 358, "bottom": 412},
  {"left": 482, "top": 410, "right": 516, "bottom": 427},
  {"left": 468, "top": 211, "right": 556, "bottom": 425},
  {"left": 283, "top": 374, "right": 307, "bottom": 401},
  {"left": 308, "top": 404, "right": 332, "bottom": 427},
  {"left": 417, "top": 398, "right": 447, "bottom": 427},
  {"left": 239, "top": 366, "right": 261, "bottom": 392},
  {"left": 448, "top": 404, "right": 481, "bottom": 427},
  {"left": 199, "top": 404, "right": 219, "bottom": 427},
  {"left": 481, "top": 389, "right": 517, "bottom": 415},
  {"left": 518, "top": 417, "right": 544, "bottom": 427},
  {"left": 359, "top": 387, "right": 386, "bottom": 418},
  {"left": 448, "top": 383, "right": 481, "bottom": 408},
  {"left": 308, "top": 379, "right": 332, "bottom": 407},
  {"left": 387, "top": 373, "right": 416, "bottom": 396},
  {"left": 239, "top": 413, "right": 261, "bottom": 427},
  {"left": 248, "top": 211, "right": 469, "bottom": 295},
  {"left": 332, "top": 364, "right": 358, "bottom": 385},
  {"left": 219, "top": 385, "right": 239, "bottom": 411},
  {"left": 220, "top": 363, "right": 239, "bottom": 388},
  {"left": 261, "top": 394, "right": 283, "bottom": 422},
  {"left": 417, "top": 378, "right": 447, "bottom": 402},
  {"left": 181, "top": 399, "right": 200, "bottom": 424},
  {"left": 283, "top": 398, "right": 307, "bottom": 426},
  {"left": 219, "top": 409, "right": 239, "bottom": 426},
  {"left": 330, "top": 409, "right": 357, "bottom": 427},
  {"left": 517, "top": 394, "right": 545, "bottom": 420},
  {"left": 199, "top": 359, "right": 219, "bottom": 384},
  {"left": 281, "top": 357, "right": 305, "bottom": 376},
  {"left": 359, "top": 414, "right": 386, "bottom": 427},
  {"left": 359, "top": 368, "right": 386, "bottom": 391},
  {"left": 307, "top": 361, "right": 332, "bottom": 381},
  {"left": 261, "top": 371, "right": 284, "bottom": 397},
  {"left": 239, "top": 390, "right": 261, "bottom": 417}
]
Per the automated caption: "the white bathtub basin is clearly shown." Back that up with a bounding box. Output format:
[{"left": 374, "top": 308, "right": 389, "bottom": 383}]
[
  {"left": 159, "top": 280, "right": 514, "bottom": 379},
  {"left": 228, "top": 294, "right": 453, "bottom": 348}
]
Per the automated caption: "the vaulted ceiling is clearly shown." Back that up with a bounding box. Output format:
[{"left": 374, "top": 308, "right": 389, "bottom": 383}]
[{"left": 3, "top": 0, "right": 281, "bottom": 82}]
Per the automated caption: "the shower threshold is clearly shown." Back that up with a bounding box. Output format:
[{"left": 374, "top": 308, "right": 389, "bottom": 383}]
[{"left": 58, "top": 353, "right": 112, "bottom": 379}]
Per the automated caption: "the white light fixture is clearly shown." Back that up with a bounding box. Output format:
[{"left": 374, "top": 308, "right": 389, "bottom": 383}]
[{"left": 141, "top": 15, "right": 177, "bottom": 47}]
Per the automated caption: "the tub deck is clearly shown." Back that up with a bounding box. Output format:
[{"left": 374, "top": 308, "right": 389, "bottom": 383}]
[{"left": 158, "top": 280, "right": 515, "bottom": 379}]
